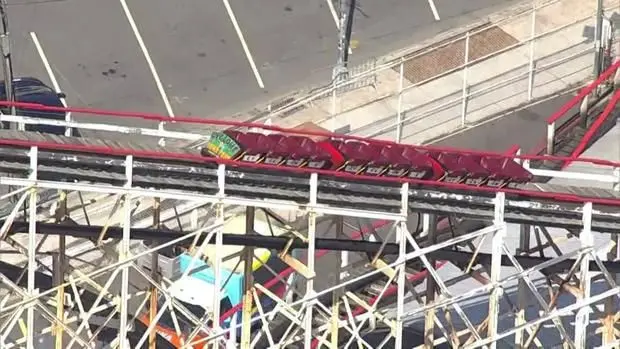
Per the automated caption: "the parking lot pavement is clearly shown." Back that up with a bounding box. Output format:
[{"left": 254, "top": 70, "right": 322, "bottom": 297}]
[
  {"left": 6, "top": 0, "right": 523, "bottom": 124},
  {"left": 8, "top": 0, "right": 162, "bottom": 128}
]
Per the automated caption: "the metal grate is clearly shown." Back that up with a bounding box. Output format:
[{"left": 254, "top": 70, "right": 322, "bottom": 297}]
[{"left": 396, "top": 25, "right": 518, "bottom": 84}]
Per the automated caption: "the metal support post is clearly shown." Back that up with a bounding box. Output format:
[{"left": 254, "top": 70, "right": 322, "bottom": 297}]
[
  {"left": 423, "top": 214, "right": 437, "bottom": 349},
  {"left": 603, "top": 238, "right": 619, "bottom": 344},
  {"left": 287, "top": 238, "right": 301, "bottom": 304},
  {"left": 52, "top": 251, "right": 64, "bottom": 349},
  {"left": 515, "top": 224, "right": 531, "bottom": 348},
  {"left": 211, "top": 200, "right": 224, "bottom": 349},
  {"left": 580, "top": 94, "right": 591, "bottom": 129},
  {"left": 527, "top": 3, "right": 537, "bottom": 101},
  {"left": 303, "top": 173, "right": 318, "bottom": 347},
  {"left": 333, "top": 0, "right": 356, "bottom": 83},
  {"left": 575, "top": 202, "right": 593, "bottom": 348},
  {"left": 340, "top": 231, "right": 349, "bottom": 280},
  {"left": 26, "top": 146, "right": 38, "bottom": 349},
  {"left": 330, "top": 82, "right": 338, "bottom": 117},
  {"left": 0, "top": 0, "right": 15, "bottom": 123},
  {"left": 53, "top": 190, "right": 67, "bottom": 349},
  {"left": 241, "top": 206, "right": 255, "bottom": 347},
  {"left": 603, "top": 170, "right": 620, "bottom": 345},
  {"left": 488, "top": 192, "right": 506, "bottom": 349},
  {"left": 148, "top": 197, "right": 161, "bottom": 349},
  {"left": 461, "top": 32, "right": 470, "bottom": 127},
  {"left": 210, "top": 164, "right": 225, "bottom": 348},
  {"left": 594, "top": 0, "right": 604, "bottom": 79},
  {"left": 331, "top": 216, "right": 344, "bottom": 347},
  {"left": 395, "top": 58, "right": 405, "bottom": 143},
  {"left": 118, "top": 155, "right": 133, "bottom": 348},
  {"left": 546, "top": 123, "right": 555, "bottom": 155},
  {"left": 395, "top": 183, "right": 409, "bottom": 349}
]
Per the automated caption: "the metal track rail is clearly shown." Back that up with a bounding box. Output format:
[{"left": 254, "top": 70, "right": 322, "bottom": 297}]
[{"left": 0, "top": 131, "right": 619, "bottom": 232}]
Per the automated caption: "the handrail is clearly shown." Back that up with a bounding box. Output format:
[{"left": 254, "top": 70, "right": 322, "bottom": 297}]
[
  {"left": 564, "top": 89, "right": 620, "bottom": 168},
  {"left": 528, "top": 86, "right": 614, "bottom": 156},
  {"left": 259, "top": 0, "right": 573, "bottom": 122},
  {"left": 399, "top": 12, "right": 593, "bottom": 96},
  {"left": 1, "top": 107, "right": 620, "bottom": 170},
  {"left": 363, "top": 46, "right": 592, "bottom": 139},
  {"left": 545, "top": 60, "right": 620, "bottom": 155},
  {"left": 547, "top": 60, "right": 620, "bottom": 124}
]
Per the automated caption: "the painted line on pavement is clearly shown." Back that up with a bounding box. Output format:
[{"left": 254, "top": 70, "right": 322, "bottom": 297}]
[
  {"left": 325, "top": 0, "right": 339, "bottom": 26},
  {"left": 119, "top": 0, "right": 175, "bottom": 118},
  {"left": 222, "top": 0, "right": 265, "bottom": 89},
  {"left": 427, "top": 0, "right": 441, "bottom": 21},
  {"left": 29, "top": 31, "right": 73, "bottom": 137}
]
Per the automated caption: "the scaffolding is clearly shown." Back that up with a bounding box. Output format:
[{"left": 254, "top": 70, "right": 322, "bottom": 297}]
[{"left": 0, "top": 94, "right": 617, "bottom": 349}]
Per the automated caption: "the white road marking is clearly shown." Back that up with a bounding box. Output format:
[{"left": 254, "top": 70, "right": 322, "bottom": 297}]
[
  {"left": 221, "top": 0, "right": 265, "bottom": 89},
  {"left": 325, "top": 0, "right": 339, "bottom": 26},
  {"left": 324, "top": 0, "right": 353, "bottom": 55},
  {"left": 29, "top": 31, "right": 73, "bottom": 137},
  {"left": 427, "top": 0, "right": 441, "bottom": 21},
  {"left": 118, "top": 0, "right": 174, "bottom": 118}
]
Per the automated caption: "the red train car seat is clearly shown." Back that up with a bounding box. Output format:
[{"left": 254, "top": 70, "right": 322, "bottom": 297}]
[{"left": 479, "top": 156, "right": 533, "bottom": 188}]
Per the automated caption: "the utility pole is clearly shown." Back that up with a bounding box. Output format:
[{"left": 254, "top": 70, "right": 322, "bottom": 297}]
[
  {"left": 594, "top": 0, "right": 604, "bottom": 78},
  {"left": 0, "top": 0, "right": 14, "bottom": 121},
  {"left": 332, "top": 0, "right": 356, "bottom": 83}
]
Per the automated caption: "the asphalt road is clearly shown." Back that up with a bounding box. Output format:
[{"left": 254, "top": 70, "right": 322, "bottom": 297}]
[{"left": 7, "top": 0, "right": 522, "bottom": 122}]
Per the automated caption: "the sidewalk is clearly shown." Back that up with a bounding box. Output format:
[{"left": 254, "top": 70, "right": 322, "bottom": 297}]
[{"left": 245, "top": 0, "right": 612, "bottom": 145}]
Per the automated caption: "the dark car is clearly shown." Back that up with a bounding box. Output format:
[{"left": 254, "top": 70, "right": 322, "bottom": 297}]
[{"left": 0, "top": 77, "right": 76, "bottom": 135}]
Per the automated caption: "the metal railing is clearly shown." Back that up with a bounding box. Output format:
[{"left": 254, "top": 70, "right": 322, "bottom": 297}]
[
  {"left": 251, "top": 0, "right": 615, "bottom": 144},
  {"left": 546, "top": 59, "right": 620, "bottom": 155}
]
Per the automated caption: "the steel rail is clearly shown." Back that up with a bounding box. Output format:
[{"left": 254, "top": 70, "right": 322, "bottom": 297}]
[
  {"left": 1, "top": 104, "right": 620, "bottom": 171},
  {"left": 0, "top": 131, "right": 618, "bottom": 198},
  {"left": 0, "top": 141, "right": 618, "bottom": 231}
]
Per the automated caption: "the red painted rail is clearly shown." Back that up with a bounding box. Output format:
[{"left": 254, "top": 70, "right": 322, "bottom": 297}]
[
  {"left": 564, "top": 89, "right": 620, "bottom": 168},
  {"left": 2, "top": 137, "right": 620, "bottom": 206},
  {"left": 545, "top": 60, "right": 620, "bottom": 155},
  {"left": 547, "top": 59, "right": 620, "bottom": 124},
  {"left": 505, "top": 144, "right": 521, "bottom": 155},
  {"left": 3, "top": 100, "right": 620, "bottom": 169}
]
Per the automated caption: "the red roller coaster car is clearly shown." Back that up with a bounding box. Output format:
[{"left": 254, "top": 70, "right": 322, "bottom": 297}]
[{"left": 201, "top": 125, "right": 533, "bottom": 189}]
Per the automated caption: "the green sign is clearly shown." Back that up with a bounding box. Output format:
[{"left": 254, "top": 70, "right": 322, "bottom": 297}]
[{"left": 205, "top": 132, "right": 242, "bottom": 160}]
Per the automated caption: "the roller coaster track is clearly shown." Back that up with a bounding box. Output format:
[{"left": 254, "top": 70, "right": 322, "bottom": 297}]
[
  {"left": 0, "top": 129, "right": 618, "bottom": 233},
  {"left": 0, "top": 82, "right": 619, "bottom": 348}
]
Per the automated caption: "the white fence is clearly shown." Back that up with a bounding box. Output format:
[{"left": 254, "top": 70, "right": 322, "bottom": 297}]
[{"left": 250, "top": 0, "right": 616, "bottom": 144}]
